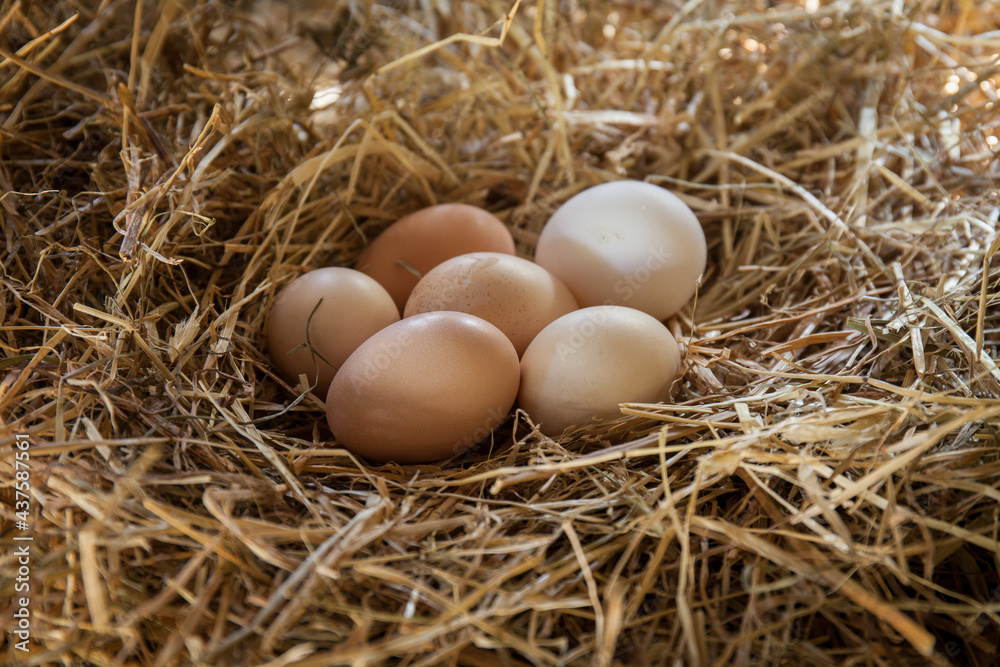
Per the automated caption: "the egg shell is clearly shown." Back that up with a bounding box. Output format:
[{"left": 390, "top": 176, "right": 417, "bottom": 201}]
[
  {"left": 517, "top": 305, "right": 680, "bottom": 436},
  {"left": 326, "top": 311, "right": 520, "bottom": 464},
  {"left": 534, "top": 180, "right": 706, "bottom": 321},
  {"left": 355, "top": 203, "right": 516, "bottom": 313},
  {"left": 266, "top": 267, "right": 400, "bottom": 398},
  {"left": 403, "top": 252, "right": 579, "bottom": 356}
]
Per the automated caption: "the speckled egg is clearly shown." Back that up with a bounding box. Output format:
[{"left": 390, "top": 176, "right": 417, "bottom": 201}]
[{"left": 403, "top": 252, "right": 579, "bottom": 356}]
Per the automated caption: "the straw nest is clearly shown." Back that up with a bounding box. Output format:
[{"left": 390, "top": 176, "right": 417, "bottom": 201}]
[{"left": 2, "top": 0, "right": 1000, "bottom": 665}]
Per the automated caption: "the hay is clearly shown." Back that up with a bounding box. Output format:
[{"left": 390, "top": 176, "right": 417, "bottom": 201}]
[{"left": 2, "top": 0, "right": 999, "bottom": 664}]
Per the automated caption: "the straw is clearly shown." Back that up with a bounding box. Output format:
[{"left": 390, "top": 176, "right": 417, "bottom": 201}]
[{"left": 2, "top": 0, "right": 999, "bottom": 664}]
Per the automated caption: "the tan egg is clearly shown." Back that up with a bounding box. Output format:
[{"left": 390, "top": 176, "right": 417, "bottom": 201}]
[
  {"left": 518, "top": 306, "right": 680, "bottom": 436},
  {"left": 267, "top": 267, "right": 399, "bottom": 397},
  {"left": 326, "top": 311, "right": 520, "bottom": 463},
  {"left": 403, "top": 252, "right": 579, "bottom": 356},
  {"left": 354, "top": 203, "right": 516, "bottom": 313},
  {"left": 534, "top": 180, "right": 706, "bottom": 320}
]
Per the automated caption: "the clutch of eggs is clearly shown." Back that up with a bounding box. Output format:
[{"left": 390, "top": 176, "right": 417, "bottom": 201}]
[{"left": 266, "top": 182, "right": 706, "bottom": 464}]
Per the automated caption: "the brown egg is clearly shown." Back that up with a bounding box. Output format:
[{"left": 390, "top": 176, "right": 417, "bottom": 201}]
[
  {"left": 267, "top": 267, "right": 399, "bottom": 397},
  {"left": 354, "top": 203, "right": 516, "bottom": 313},
  {"left": 404, "top": 252, "right": 579, "bottom": 356},
  {"left": 518, "top": 306, "right": 681, "bottom": 436},
  {"left": 326, "top": 312, "right": 520, "bottom": 463}
]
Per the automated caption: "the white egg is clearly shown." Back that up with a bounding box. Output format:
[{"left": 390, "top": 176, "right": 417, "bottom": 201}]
[{"left": 534, "top": 180, "right": 706, "bottom": 321}]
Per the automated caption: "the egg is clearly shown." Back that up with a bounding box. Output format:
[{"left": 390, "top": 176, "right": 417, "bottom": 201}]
[
  {"left": 403, "top": 252, "right": 579, "bottom": 356},
  {"left": 518, "top": 305, "right": 680, "bottom": 436},
  {"left": 355, "top": 203, "right": 516, "bottom": 313},
  {"left": 534, "top": 180, "right": 706, "bottom": 321},
  {"left": 326, "top": 311, "right": 520, "bottom": 463},
  {"left": 267, "top": 267, "right": 399, "bottom": 397}
]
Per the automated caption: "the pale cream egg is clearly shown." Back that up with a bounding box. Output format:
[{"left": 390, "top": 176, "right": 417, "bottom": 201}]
[
  {"left": 534, "top": 181, "right": 706, "bottom": 321},
  {"left": 517, "top": 305, "right": 681, "bottom": 436}
]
